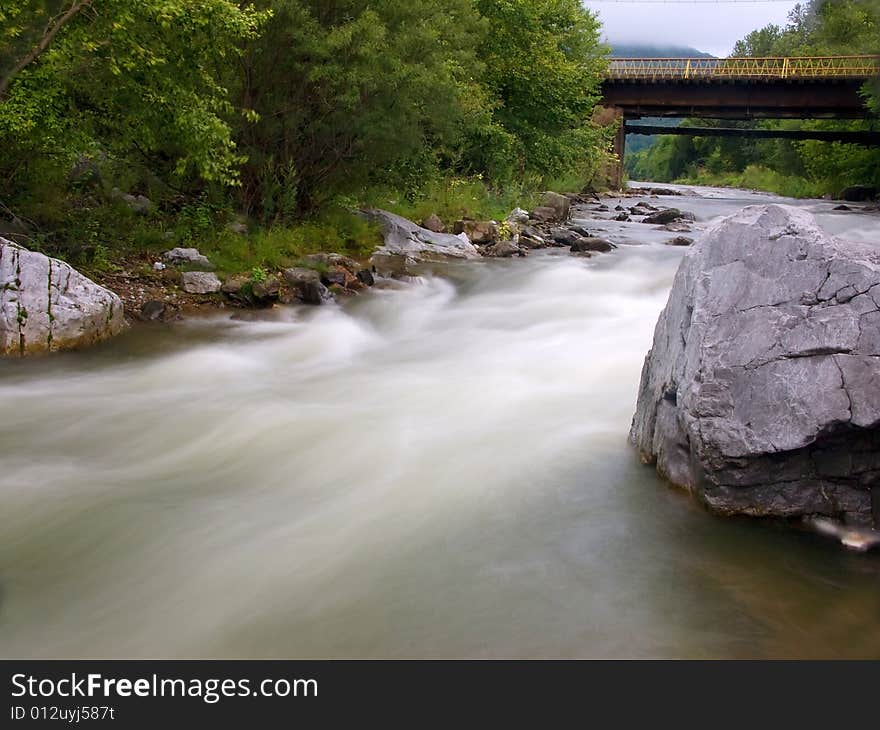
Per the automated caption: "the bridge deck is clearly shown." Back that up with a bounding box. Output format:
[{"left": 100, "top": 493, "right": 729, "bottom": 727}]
[{"left": 608, "top": 56, "right": 880, "bottom": 82}]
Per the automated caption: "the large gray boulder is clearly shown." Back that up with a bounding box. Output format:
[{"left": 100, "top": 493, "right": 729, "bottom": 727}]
[
  {"left": 366, "top": 209, "right": 480, "bottom": 277},
  {"left": 630, "top": 205, "right": 880, "bottom": 530},
  {"left": 0, "top": 238, "right": 125, "bottom": 356}
]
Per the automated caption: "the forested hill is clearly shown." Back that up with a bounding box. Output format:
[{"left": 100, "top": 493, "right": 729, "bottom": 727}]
[{"left": 609, "top": 44, "right": 715, "bottom": 58}]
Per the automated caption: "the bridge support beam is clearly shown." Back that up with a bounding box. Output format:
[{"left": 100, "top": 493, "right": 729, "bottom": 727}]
[
  {"left": 594, "top": 106, "right": 626, "bottom": 190},
  {"left": 613, "top": 114, "right": 626, "bottom": 190}
]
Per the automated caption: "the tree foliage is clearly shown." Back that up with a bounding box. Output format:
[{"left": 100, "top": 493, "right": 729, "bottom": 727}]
[
  {"left": 469, "top": 0, "right": 608, "bottom": 179},
  {"left": 0, "top": 1, "right": 267, "bottom": 190},
  {"left": 0, "top": 0, "right": 610, "bottom": 249}
]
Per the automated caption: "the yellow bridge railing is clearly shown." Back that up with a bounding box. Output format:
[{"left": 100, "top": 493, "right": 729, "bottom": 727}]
[{"left": 607, "top": 56, "right": 880, "bottom": 81}]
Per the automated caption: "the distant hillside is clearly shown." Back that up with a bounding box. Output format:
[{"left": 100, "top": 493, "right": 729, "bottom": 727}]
[{"left": 608, "top": 43, "right": 715, "bottom": 58}]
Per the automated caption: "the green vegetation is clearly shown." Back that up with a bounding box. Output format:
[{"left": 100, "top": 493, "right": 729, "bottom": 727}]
[
  {"left": 627, "top": 0, "right": 880, "bottom": 198},
  {"left": 0, "top": 1, "right": 612, "bottom": 275}
]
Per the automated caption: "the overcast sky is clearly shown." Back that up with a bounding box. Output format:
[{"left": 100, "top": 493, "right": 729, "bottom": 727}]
[{"left": 586, "top": 0, "right": 802, "bottom": 56}]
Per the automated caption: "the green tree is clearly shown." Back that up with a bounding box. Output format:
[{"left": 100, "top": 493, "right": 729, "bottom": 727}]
[
  {"left": 471, "top": 0, "right": 608, "bottom": 180},
  {"left": 235, "top": 0, "right": 490, "bottom": 220},
  {"left": 0, "top": 0, "right": 266, "bottom": 194}
]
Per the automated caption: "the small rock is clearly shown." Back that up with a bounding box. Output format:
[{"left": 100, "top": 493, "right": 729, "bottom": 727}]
[
  {"left": 614, "top": 213, "right": 630, "bottom": 222},
  {"left": 163, "top": 248, "right": 214, "bottom": 270},
  {"left": 833, "top": 204, "right": 853, "bottom": 211},
  {"left": 665, "top": 236, "right": 694, "bottom": 247},
  {"left": 660, "top": 221, "right": 693, "bottom": 233},
  {"left": 571, "top": 237, "right": 616, "bottom": 254},
  {"left": 519, "top": 234, "right": 547, "bottom": 250},
  {"left": 283, "top": 267, "right": 332, "bottom": 305},
  {"left": 630, "top": 202, "right": 657, "bottom": 212},
  {"left": 181, "top": 271, "right": 221, "bottom": 294},
  {"left": 227, "top": 221, "right": 248, "bottom": 235},
  {"left": 301, "top": 253, "right": 361, "bottom": 275},
  {"left": 140, "top": 300, "right": 166, "bottom": 321},
  {"left": 357, "top": 269, "right": 375, "bottom": 287},
  {"left": 483, "top": 240, "right": 524, "bottom": 258},
  {"left": 221, "top": 274, "right": 250, "bottom": 300},
  {"left": 252, "top": 276, "right": 280, "bottom": 301},
  {"left": 453, "top": 220, "right": 499, "bottom": 245},
  {"left": 152, "top": 262, "right": 166, "bottom": 271},
  {"left": 641, "top": 208, "right": 693, "bottom": 225},
  {"left": 321, "top": 270, "right": 348, "bottom": 287},
  {"left": 551, "top": 229, "right": 583, "bottom": 247},
  {"left": 421, "top": 214, "right": 445, "bottom": 233},
  {"left": 530, "top": 206, "right": 560, "bottom": 223},
  {"left": 540, "top": 192, "right": 571, "bottom": 222},
  {"left": 506, "top": 208, "right": 531, "bottom": 225}
]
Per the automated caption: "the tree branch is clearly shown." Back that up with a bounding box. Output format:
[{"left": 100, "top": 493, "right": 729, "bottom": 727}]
[{"left": 0, "top": 1, "right": 93, "bottom": 100}]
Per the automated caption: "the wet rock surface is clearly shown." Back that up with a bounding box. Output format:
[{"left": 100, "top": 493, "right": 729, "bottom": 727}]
[
  {"left": 282, "top": 267, "right": 333, "bottom": 305},
  {"left": 367, "top": 209, "right": 480, "bottom": 277},
  {"left": 630, "top": 204, "right": 880, "bottom": 536}
]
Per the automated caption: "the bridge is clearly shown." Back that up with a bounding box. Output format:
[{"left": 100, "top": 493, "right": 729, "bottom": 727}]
[{"left": 599, "top": 55, "right": 880, "bottom": 187}]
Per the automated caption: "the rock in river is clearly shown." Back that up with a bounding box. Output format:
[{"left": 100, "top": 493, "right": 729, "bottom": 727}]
[
  {"left": 367, "top": 209, "right": 480, "bottom": 277},
  {"left": 641, "top": 208, "right": 695, "bottom": 225},
  {"left": 1, "top": 237, "right": 125, "bottom": 356},
  {"left": 483, "top": 240, "right": 524, "bottom": 258},
  {"left": 282, "top": 267, "right": 332, "bottom": 305},
  {"left": 630, "top": 205, "right": 880, "bottom": 533},
  {"left": 571, "top": 237, "right": 616, "bottom": 254}
]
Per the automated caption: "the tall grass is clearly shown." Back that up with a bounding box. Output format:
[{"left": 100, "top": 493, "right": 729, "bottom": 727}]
[{"left": 679, "top": 165, "right": 828, "bottom": 199}]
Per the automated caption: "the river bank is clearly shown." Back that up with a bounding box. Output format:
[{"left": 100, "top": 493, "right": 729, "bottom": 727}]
[
  {"left": 76, "top": 185, "right": 701, "bottom": 325},
  {"left": 2, "top": 183, "right": 880, "bottom": 659}
]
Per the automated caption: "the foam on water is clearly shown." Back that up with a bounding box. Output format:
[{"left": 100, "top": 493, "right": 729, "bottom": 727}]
[{"left": 2, "top": 186, "right": 879, "bottom": 658}]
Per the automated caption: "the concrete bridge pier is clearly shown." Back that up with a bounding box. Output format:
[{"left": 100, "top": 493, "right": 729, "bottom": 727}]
[{"left": 593, "top": 105, "right": 627, "bottom": 190}]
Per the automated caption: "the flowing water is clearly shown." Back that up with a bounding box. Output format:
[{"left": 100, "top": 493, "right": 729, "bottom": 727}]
[{"left": 2, "top": 185, "right": 879, "bottom": 659}]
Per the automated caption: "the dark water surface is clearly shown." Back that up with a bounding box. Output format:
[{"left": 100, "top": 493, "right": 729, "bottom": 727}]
[{"left": 1, "top": 185, "right": 879, "bottom": 658}]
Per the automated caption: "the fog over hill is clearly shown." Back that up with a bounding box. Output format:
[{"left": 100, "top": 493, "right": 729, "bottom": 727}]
[{"left": 609, "top": 43, "right": 715, "bottom": 58}]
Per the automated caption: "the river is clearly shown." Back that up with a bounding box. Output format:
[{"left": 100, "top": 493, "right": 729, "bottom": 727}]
[{"left": 1, "top": 184, "right": 879, "bottom": 659}]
